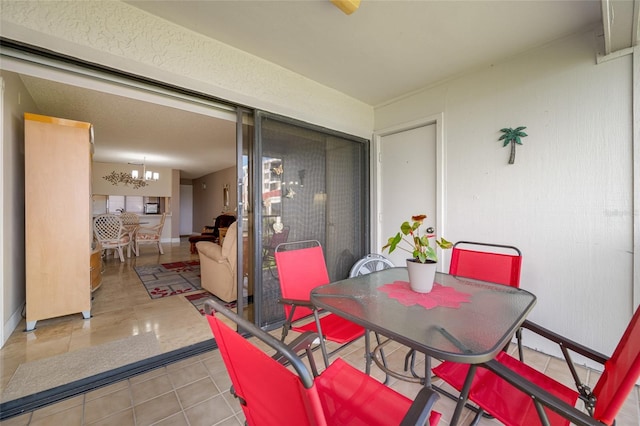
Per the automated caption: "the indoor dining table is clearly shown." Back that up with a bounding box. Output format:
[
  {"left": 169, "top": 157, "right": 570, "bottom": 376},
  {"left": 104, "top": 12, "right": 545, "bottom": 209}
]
[{"left": 310, "top": 267, "right": 537, "bottom": 425}]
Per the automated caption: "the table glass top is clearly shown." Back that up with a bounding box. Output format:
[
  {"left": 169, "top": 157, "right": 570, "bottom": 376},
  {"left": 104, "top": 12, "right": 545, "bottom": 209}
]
[{"left": 311, "top": 267, "right": 536, "bottom": 363}]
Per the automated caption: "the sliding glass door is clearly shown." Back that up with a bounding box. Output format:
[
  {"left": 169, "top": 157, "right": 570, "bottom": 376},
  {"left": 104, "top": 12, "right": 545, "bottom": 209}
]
[{"left": 252, "top": 112, "right": 370, "bottom": 329}]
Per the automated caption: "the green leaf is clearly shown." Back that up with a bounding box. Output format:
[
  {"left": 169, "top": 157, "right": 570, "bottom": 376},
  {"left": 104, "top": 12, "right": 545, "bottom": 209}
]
[
  {"left": 400, "top": 221, "right": 412, "bottom": 235},
  {"left": 503, "top": 140, "right": 510, "bottom": 147},
  {"left": 437, "top": 237, "right": 453, "bottom": 249},
  {"left": 425, "top": 246, "right": 437, "bottom": 261},
  {"left": 498, "top": 134, "right": 508, "bottom": 140},
  {"left": 514, "top": 126, "right": 527, "bottom": 132},
  {"left": 382, "top": 233, "right": 402, "bottom": 253},
  {"left": 500, "top": 128, "right": 512, "bottom": 133}
]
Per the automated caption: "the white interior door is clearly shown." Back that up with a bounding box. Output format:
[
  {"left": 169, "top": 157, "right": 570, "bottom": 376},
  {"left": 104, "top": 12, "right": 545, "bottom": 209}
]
[{"left": 378, "top": 123, "right": 437, "bottom": 266}]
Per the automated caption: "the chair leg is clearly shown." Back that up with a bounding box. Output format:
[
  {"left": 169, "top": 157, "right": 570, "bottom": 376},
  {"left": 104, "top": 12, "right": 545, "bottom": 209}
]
[
  {"left": 373, "top": 332, "right": 390, "bottom": 385},
  {"left": 117, "top": 247, "right": 124, "bottom": 262},
  {"left": 158, "top": 242, "right": 164, "bottom": 255},
  {"left": 313, "top": 310, "right": 331, "bottom": 368},
  {"left": 365, "top": 331, "right": 372, "bottom": 375},
  {"left": 516, "top": 328, "right": 524, "bottom": 361}
]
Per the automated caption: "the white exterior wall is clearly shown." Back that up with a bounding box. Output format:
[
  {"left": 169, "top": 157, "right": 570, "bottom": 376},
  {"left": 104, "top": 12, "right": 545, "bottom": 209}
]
[{"left": 375, "top": 30, "right": 634, "bottom": 361}]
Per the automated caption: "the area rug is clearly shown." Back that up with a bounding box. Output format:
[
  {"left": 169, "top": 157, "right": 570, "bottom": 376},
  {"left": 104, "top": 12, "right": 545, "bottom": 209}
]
[
  {"left": 1, "top": 332, "right": 161, "bottom": 402},
  {"left": 134, "top": 261, "right": 201, "bottom": 299},
  {"left": 184, "top": 291, "right": 237, "bottom": 315}
]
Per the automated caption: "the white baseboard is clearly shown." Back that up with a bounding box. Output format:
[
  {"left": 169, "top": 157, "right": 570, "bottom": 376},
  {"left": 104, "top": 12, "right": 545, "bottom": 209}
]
[
  {"left": 2, "top": 303, "right": 24, "bottom": 349},
  {"left": 160, "top": 238, "right": 181, "bottom": 243}
]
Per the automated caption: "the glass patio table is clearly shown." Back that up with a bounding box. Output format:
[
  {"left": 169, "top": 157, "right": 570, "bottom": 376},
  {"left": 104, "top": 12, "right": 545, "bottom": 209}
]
[{"left": 310, "top": 267, "right": 537, "bottom": 425}]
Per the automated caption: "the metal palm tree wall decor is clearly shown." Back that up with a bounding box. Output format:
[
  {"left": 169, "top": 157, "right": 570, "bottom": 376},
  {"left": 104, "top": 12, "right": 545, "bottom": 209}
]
[{"left": 499, "top": 126, "right": 528, "bottom": 164}]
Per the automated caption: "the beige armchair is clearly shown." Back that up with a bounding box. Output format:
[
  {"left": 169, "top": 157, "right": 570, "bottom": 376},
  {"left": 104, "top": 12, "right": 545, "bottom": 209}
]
[{"left": 196, "top": 221, "right": 238, "bottom": 302}]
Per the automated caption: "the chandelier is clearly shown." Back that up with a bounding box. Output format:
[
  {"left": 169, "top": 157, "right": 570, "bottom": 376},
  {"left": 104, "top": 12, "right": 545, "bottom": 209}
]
[{"left": 131, "top": 157, "right": 159, "bottom": 181}]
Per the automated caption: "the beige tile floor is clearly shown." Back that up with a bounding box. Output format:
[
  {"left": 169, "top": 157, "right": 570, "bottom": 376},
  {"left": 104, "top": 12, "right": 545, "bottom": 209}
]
[
  {"left": 4, "top": 335, "right": 640, "bottom": 425},
  {"left": 1, "top": 238, "right": 212, "bottom": 398},
  {"left": 2, "top": 239, "right": 639, "bottom": 425}
]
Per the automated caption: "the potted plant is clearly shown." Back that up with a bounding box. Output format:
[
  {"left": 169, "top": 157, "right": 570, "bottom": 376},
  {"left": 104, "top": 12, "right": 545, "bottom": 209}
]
[{"left": 382, "top": 214, "right": 452, "bottom": 293}]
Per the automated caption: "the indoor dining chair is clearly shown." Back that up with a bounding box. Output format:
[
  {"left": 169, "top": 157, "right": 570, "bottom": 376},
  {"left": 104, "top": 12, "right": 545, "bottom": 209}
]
[
  {"left": 119, "top": 212, "right": 140, "bottom": 255},
  {"left": 134, "top": 212, "right": 166, "bottom": 255},
  {"left": 93, "top": 214, "right": 131, "bottom": 262},
  {"left": 434, "top": 306, "right": 640, "bottom": 426},
  {"left": 204, "top": 298, "right": 442, "bottom": 426},
  {"left": 275, "top": 240, "right": 367, "bottom": 369}
]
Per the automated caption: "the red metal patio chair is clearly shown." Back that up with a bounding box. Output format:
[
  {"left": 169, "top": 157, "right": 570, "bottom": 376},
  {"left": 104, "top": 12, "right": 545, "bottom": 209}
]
[
  {"left": 435, "top": 306, "right": 640, "bottom": 425},
  {"left": 275, "top": 240, "right": 367, "bottom": 368},
  {"left": 448, "top": 240, "right": 522, "bottom": 287},
  {"left": 426, "top": 241, "right": 523, "bottom": 416},
  {"left": 204, "top": 298, "right": 442, "bottom": 426},
  {"left": 447, "top": 241, "right": 523, "bottom": 356},
  {"left": 406, "top": 241, "right": 523, "bottom": 378}
]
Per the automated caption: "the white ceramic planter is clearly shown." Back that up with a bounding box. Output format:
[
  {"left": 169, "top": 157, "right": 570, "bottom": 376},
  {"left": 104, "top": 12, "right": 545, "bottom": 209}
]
[{"left": 406, "top": 259, "right": 437, "bottom": 293}]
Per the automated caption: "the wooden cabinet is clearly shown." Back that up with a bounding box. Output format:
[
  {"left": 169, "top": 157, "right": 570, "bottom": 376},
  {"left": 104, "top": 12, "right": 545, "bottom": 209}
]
[
  {"left": 90, "top": 244, "right": 103, "bottom": 292},
  {"left": 25, "top": 113, "right": 93, "bottom": 330}
]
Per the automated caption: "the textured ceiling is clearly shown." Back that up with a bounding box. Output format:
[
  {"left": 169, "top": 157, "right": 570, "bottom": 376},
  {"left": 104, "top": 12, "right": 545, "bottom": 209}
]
[
  {"left": 18, "top": 74, "right": 236, "bottom": 180},
  {"left": 126, "top": 0, "right": 603, "bottom": 106}
]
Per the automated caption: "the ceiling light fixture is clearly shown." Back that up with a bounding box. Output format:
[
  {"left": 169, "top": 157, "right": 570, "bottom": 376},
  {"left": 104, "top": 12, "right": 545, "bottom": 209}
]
[
  {"left": 131, "top": 157, "right": 159, "bottom": 181},
  {"left": 331, "top": 0, "right": 361, "bottom": 15}
]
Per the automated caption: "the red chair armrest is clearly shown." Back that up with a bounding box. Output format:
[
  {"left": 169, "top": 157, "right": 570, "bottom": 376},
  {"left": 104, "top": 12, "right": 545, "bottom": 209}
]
[
  {"left": 481, "top": 359, "right": 602, "bottom": 426},
  {"left": 400, "top": 386, "right": 442, "bottom": 426},
  {"left": 522, "top": 320, "right": 609, "bottom": 365},
  {"left": 279, "top": 297, "right": 315, "bottom": 308}
]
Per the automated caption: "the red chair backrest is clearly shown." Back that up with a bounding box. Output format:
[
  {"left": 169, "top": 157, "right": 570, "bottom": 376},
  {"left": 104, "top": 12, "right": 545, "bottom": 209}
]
[
  {"left": 206, "top": 312, "right": 326, "bottom": 426},
  {"left": 592, "top": 306, "right": 640, "bottom": 425},
  {"left": 275, "top": 244, "right": 330, "bottom": 322},
  {"left": 449, "top": 243, "right": 522, "bottom": 287}
]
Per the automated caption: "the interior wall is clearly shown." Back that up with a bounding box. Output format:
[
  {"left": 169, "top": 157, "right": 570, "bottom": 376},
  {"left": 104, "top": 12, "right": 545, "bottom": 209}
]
[
  {"left": 92, "top": 162, "right": 172, "bottom": 196},
  {"left": 0, "top": 70, "right": 38, "bottom": 346},
  {"left": 375, "top": 29, "right": 634, "bottom": 361},
  {"left": 192, "top": 167, "right": 237, "bottom": 233}
]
